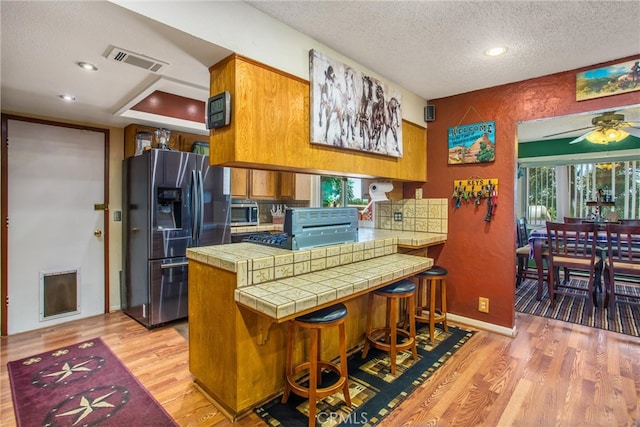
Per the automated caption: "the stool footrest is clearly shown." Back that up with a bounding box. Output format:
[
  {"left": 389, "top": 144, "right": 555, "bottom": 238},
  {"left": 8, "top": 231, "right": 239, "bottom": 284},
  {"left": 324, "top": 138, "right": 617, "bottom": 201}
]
[
  {"left": 285, "top": 361, "right": 347, "bottom": 399},
  {"left": 416, "top": 309, "right": 446, "bottom": 324},
  {"left": 366, "top": 327, "right": 415, "bottom": 353}
]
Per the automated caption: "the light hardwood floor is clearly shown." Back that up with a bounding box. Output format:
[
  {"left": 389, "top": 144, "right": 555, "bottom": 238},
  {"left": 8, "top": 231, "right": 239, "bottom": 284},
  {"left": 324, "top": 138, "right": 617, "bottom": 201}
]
[{"left": 1, "top": 311, "right": 639, "bottom": 426}]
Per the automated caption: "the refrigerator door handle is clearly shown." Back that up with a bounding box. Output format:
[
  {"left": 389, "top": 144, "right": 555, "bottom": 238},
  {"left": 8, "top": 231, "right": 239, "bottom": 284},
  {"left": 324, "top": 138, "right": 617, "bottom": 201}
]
[
  {"left": 161, "top": 261, "right": 189, "bottom": 269},
  {"left": 197, "top": 170, "right": 205, "bottom": 241},
  {"left": 191, "top": 170, "right": 199, "bottom": 242}
]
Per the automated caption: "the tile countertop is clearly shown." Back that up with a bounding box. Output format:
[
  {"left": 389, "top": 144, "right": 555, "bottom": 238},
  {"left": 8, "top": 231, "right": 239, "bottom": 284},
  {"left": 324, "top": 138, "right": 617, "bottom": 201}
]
[
  {"left": 187, "top": 228, "right": 444, "bottom": 321},
  {"left": 187, "top": 229, "right": 445, "bottom": 276},
  {"left": 230, "top": 223, "right": 283, "bottom": 233},
  {"left": 236, "top": 253, "right": 433, "bottom": 321}
]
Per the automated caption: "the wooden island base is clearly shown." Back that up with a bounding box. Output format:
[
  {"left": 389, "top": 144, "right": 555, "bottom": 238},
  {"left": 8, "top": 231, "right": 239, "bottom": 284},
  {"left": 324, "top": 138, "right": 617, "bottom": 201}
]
[{"left": 188, "top": 259, "right": 432, "bottom": 419}]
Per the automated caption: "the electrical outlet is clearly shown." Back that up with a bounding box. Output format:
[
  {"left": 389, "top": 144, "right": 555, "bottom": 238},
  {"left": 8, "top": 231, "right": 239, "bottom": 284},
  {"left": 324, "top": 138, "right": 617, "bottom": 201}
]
[
  {"left": 415, "top": 188, "right": 423, "bottom": 199},
  {"left": 478, "top": 297, "right": 489, "bottom": 313},
  {"left": 393, "top": 212, "right": 403, "bottom": 221}
]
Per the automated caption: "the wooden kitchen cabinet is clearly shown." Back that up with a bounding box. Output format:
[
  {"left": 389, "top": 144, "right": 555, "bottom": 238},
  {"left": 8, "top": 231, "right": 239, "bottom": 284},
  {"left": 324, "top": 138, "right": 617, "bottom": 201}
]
[
  {"left": 230, "top": 168, "right": 249, "bottom": 199},
  {"left": 231, "top": 169, "right": 310, "bottom": 200},
  {"left": 279, "top": 172, "right": 311, "bottom": 200},
  {"left": 249, "top": 170, "right": 278, "bottom": 199},
  {"left": 209, "top": 55, "right": 427, "bottom": 182},
  {"left": 123, "top": 124, "right": 207, "bottom": 158}
]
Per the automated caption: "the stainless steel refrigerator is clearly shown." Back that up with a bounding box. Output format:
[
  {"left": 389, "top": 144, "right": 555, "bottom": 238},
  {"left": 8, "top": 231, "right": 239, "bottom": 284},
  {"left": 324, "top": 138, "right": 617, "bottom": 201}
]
[{"left": 122, "top": 149, "right": 231, "bottom": 328}]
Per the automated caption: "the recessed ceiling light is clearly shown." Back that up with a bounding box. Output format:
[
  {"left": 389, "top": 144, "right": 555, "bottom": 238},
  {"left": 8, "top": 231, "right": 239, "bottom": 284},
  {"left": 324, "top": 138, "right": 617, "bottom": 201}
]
[
  {"left": 77, "top": 61, "right": 98, "bottom": 71},
  {"left": 59, "top": 94, "right": 76, "bottom": 102},
  {"left": 484, "top": 47, "right": 507, "bottom": 57}
]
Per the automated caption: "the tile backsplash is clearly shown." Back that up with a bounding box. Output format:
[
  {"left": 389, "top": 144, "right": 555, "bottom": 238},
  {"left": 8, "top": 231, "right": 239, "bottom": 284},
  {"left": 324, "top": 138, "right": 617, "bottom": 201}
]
[
  {"left": 255, "top": 200, "right": 309, "bottom": 224},
  {"left": 375, "top": 198, "right": 448, "bottom": 233}
]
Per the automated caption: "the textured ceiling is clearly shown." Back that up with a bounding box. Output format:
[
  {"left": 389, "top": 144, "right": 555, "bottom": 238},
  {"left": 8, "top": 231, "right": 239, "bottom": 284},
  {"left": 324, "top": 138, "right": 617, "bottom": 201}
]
[
  {"left": 246, "top": 0, "right": 640, "bottom": 100},
  {"left": 1, "top": 1, "right": 639, "bottom": 139}
]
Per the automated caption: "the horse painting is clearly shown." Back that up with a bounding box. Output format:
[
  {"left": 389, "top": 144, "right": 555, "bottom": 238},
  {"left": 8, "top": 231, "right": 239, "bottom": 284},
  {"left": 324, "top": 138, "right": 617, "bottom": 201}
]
[
  {"left": 342, "top": 68, "right": 358, "bottom": 144},
  {"left": 358, "top": 75, "right": 373, "bottom": 149},
  {"left": 318, "top": 65, "right": 345, "bottom": 144},
  {"left": 310, "top": 49, "right": 403, "bottom": 157}
]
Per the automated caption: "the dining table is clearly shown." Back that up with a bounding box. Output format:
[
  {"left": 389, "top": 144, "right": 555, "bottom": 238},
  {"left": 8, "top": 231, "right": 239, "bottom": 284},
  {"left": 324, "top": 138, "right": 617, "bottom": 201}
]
[{"left": 527, "top": 224, "right": 611, "bottom": 301}]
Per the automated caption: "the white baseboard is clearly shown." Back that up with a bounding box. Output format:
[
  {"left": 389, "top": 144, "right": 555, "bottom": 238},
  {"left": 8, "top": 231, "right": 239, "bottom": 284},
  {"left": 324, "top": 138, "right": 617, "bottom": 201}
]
[{"left": 447, "top": 313, "right": 517, "bottom": 337}]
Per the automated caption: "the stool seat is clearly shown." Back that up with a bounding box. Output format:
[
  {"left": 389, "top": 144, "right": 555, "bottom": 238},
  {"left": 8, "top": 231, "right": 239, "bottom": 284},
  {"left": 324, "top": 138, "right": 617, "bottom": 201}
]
[
  {"left": 376, "top": 279, "right": 416, "bottom": 294},
  {"left": 419, "top": 265, "right": 448, "bottom": 276},
  {"left": 282, "top": 303, "right": 351, "bottom": 427},
  {"left": 363, "top": 279, "right": 418, "bottom": 376},
  {"left": 297, "top": 303, "right": 347, "bottom": 323}
]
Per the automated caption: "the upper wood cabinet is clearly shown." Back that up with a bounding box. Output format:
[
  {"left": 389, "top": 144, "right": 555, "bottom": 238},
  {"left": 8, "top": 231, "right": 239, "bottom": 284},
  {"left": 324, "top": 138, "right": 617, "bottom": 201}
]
[
  {"left": 231, "top": 169, "right": 311, "bottom": 200},
  {"left": 124, "top": 124, "right": 207, "bottom": 158},
  {"left": 279, "top": 172, "right": 311, "bottom": 200},
  {"left": 230, "top": 168, "right": 249, "bottom": 199},
  {"left": 208, "top": 54, "right": 427, "bottom": 182},
  {"left": 249, "top": 170, "right": 278, "bottom": 199}
]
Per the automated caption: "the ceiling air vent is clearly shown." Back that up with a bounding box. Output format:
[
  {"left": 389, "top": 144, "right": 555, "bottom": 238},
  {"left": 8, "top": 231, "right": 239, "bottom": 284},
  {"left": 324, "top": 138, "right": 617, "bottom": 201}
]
[{"left": 106, "top": 46, "right": 169, "bottom": 73}]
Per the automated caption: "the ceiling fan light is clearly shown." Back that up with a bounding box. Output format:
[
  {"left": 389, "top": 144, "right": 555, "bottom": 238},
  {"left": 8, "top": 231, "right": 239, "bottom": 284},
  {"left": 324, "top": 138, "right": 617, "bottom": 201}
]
[
  {"left": 611, "top": 129, "right": 628, "bottom": 141},
  {"left": 585, "top": 128, "right": 629, "bottom": 144}
]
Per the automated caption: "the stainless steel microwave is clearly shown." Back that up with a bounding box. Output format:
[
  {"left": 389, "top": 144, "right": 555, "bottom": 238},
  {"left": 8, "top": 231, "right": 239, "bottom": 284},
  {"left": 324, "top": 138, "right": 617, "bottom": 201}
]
[{"left": 230, "top": 202, "right": 259, "bottom": 226}]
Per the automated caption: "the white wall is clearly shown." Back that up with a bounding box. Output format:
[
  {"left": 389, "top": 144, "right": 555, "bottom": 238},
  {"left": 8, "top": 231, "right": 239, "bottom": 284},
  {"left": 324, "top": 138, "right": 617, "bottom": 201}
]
[{"left": 111, "top": 1, "right": 428, "bottom": 127}]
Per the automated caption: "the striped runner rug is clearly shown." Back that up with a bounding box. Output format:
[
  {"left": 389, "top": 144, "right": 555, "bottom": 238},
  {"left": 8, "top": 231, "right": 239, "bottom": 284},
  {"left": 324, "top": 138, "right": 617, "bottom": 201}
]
[{"left": 515, "top": 277, "right": 640, "bottom": 337}]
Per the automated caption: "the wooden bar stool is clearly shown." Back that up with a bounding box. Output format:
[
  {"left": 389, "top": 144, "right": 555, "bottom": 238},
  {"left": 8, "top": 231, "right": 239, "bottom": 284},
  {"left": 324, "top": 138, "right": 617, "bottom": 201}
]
[
  {"left": 362, "top": 279, "right": 417, "bottom": 375},
  {"left": 282, "top": 303, "right": 351, "bottom": 427},
  {"left": 415, "top": 266, "right": 448, "bottom": 341}
]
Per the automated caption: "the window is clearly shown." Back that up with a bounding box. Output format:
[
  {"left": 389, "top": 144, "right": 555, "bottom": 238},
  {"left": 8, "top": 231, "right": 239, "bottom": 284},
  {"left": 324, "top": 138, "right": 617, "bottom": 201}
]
[
  {"left": 320, "top": 176, "right": 368, "bottom": 207},
  {"left": 522, "top": 160, "right": 639, "bottom": 224}
]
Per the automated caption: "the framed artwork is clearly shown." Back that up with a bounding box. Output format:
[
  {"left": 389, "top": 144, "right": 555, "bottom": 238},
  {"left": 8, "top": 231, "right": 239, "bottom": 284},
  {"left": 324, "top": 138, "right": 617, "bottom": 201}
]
[
  {"left": 309, "top": 49, "right": 403, "bottom": 158},
  {"left": 576, "top": 58, "right": 640, "bottom": 101},
  {"left": 447, "top": 121, "right": 495, "bottom": 164}
]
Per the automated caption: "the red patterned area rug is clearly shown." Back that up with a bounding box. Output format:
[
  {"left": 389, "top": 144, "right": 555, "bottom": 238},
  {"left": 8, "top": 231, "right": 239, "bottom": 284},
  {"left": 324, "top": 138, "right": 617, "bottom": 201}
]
[{"left": 7, "top": 337, "right": 177, "bottom": 427}]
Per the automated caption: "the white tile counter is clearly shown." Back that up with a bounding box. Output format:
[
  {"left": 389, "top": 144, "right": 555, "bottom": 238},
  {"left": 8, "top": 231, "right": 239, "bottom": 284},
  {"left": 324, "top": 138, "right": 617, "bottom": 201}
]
[
  {"left": 230, "top": 223, "right": 283, "bottom": 234},
  {"left": 187, "top": 229, "right": 445, "bottom": 322},
  {"left": 235, "top": 253, "right": 432, "bottom": 321}
]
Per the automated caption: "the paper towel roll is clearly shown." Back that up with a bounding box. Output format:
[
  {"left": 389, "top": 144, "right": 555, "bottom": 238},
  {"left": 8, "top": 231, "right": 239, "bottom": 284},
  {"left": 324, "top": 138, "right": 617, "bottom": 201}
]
[{"left": 369, "top": 182, "right": 393, "bottom": 201}]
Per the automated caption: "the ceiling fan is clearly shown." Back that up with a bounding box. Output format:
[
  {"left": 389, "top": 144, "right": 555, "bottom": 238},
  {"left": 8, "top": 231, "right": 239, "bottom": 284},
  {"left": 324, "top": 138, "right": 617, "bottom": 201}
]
[{"left": 543, "top": 111, "right": 640, "bottom": 145}]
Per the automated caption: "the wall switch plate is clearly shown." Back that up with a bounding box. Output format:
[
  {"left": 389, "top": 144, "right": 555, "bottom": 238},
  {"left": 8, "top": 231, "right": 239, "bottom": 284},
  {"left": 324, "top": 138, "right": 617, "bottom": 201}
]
[
  {"left": 393, "top": 212, "right": 403, "bottom": 221},
  {"left": 415, "top": 188, "right": 423, "bottom": 199},
  {"left": 478, "top": 297, "right": 489, "bottom": 313},
  {"left": 114, "top": 210, "right": 122, "bottom": 222}
]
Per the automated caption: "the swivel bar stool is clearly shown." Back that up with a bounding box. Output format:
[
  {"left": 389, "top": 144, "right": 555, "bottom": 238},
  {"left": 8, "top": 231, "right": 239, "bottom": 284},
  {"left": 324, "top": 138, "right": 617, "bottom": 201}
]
[
  {"left": 282, "top": 303, "right": 351, "bottom": 427},
  {"left": 362, "top": 279, "right": 417, "bottom": 375},
  {"left": 415, "top": 265, "right": 449, "bottom": 341}
]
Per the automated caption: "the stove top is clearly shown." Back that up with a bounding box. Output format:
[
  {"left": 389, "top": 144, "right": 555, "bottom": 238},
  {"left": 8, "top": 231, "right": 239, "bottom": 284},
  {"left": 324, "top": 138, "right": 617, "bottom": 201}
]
[{"left": 242, "top": 232, "right": 291, "bottom": 249}]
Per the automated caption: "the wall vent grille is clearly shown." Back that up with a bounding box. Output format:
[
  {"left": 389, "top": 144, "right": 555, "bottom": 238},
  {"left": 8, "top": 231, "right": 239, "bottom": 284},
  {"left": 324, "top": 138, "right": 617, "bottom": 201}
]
[{"left": 106, "top": 46, "right": 169, "bottom": 73}]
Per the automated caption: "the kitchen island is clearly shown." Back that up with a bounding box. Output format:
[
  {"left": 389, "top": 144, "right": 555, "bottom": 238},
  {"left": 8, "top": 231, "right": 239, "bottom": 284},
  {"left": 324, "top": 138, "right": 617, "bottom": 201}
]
[{"left": 186, "top": 229, "right": 446, "bottom": 420}]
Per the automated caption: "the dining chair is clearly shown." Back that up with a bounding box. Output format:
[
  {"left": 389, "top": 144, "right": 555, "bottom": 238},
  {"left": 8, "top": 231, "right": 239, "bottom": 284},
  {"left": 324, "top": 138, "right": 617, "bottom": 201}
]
[
  {"left": 563, "top": 217, "right": 585, "bottom": 224},
  {"left": 603, "top": 223, "right": 640, "bottom": 318},
  {"left": 561, "top": 217, "right": 588, "bottom": 284},
  {"left": 516, "top": 217, "right": 545, "bottom": 287},
  {"left": 545, "top": 221, "right": 601, "bottom": 313}
]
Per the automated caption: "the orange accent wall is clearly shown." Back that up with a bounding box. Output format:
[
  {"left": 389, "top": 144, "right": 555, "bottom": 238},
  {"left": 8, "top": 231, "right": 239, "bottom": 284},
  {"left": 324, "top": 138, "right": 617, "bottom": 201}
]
[{"left": 407, "top": 55, "right": 640, "bottom": 329}]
